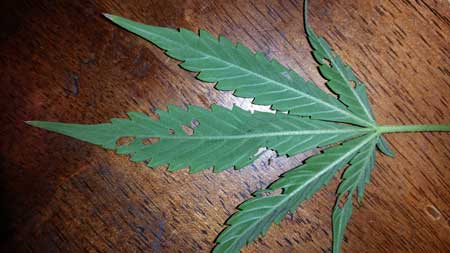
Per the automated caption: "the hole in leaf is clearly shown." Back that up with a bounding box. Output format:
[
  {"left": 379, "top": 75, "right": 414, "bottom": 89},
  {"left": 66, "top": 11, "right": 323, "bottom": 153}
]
[
  {"left": 270, "top": 188, "right": 282, "bottom": 195},
  {"left": 425, "top": 205, "right": 441, "bottom": 220},
  {"left": 116, "top": 136, "right": 135, "bottom": 146},
  {"left": 349, "top": 80, "right": 356, "bottom": 88},
  {"left": 323, "top": 57, "right": 331, "bottom": 67},
  {"left": 255, "top": 188, "right": 282, "bottom": 197},
  {"left": 191, "top": 118, "right": 199, "bottom": 129},
  {"left": 142, "top": 137, "right": 160, "bottom": 145},
  {"left": 281, "top": 71, "right": 292, "bottom": 80},
  {"left": 181, "top": 125, "right": 194, "bottom": 136},
  {"left": 168, "top": 128, "right": 175, "bottom": 135},
  {"left": 255, "top": 147, "right": 266, "bottom": 157}
]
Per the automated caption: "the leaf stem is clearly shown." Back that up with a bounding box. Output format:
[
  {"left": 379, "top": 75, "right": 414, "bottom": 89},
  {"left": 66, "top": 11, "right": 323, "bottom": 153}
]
[{"left": 378, "top": 124, "right": 450, "bottom": 134}]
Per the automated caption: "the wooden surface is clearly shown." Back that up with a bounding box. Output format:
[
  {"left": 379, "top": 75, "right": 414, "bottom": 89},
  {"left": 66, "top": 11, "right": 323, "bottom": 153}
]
[{"left": 1, "top": 0, "right": 449, "bottom": 252}]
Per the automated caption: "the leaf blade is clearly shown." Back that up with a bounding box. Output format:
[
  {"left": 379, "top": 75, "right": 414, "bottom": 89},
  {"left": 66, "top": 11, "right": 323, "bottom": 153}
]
[
  {"left": 332, "top": 138, "right": 377, "bottom": 253},
  {"left": 332, "top": 196, "right": 353, "bottom": 253},
  {"left": 213, "top": 133, "right": 377, "bottom": 252},
  {"left": 376, "top": 135, "right": 395, "bottom": 157},
  {"left": 304, "top": 2, "right": 375, "bottom": 127},
  {"left": 28, "top": 105, "right": 370, "bottom": 173},
  {"left": 104, "top": 14, "right": 373, "bottom": 127}
]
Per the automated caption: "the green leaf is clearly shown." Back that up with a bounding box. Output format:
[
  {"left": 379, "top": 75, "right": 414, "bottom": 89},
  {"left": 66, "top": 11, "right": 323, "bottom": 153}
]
[
  {"left": 332, "top": 138, "right": 377, "bottom": 253},
  {"left": 332, "top": 196, "right": 353, "bottom": 253},
  {"left": 27, "top": 105, "right": 370, "bottom": 173},
  {"left": 304, "top": 0, "right": 395, "bottom": 159},
  {"left": 304, "top": 2, "right": 375, "bottom": 127},
  {"left": 213, "top": 133, "right": 377, "bottom": 253},
  {"left": 358, "top": 143, "right": 377, "bottom": 202},
  {"left": 104, "top": 14, "right": 373, "bottom": 127},
  {"left": 376, "top": 135, "right": 395, "bottom": 157}
]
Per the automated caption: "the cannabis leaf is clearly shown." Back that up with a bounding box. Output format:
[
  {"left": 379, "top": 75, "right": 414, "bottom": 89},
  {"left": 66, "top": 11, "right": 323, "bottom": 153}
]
[
  {"left": 27, "top": 105, "right": 369, "bottom": 173},
  {"left": 26, "top": 1, "right": 450, "bottom": 252}
]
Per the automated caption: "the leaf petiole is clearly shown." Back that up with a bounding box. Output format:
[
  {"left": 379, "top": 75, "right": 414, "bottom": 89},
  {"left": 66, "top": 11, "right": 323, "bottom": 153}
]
[{"left": 378, "top": 124, "right": 450, "bottom": 134}]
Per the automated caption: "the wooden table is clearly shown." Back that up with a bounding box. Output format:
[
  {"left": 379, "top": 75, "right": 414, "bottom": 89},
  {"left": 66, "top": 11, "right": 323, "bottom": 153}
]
[{"left": 1, "top": 0, "right": 449, "bottom": 252}]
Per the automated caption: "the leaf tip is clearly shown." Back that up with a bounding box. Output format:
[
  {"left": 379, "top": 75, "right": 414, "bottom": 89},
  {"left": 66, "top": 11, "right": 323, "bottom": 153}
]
[
  {"left": 25, "top": 121, "right": 40, "bottom": 127},
  {"left": 102, "top": 13, "right": 116, "bottom": 22}
]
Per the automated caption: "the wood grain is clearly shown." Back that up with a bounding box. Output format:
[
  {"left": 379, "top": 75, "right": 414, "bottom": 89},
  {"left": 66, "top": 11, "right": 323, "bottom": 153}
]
[{"left": 1, "top": 0, "right": 449, "bottom": 252}]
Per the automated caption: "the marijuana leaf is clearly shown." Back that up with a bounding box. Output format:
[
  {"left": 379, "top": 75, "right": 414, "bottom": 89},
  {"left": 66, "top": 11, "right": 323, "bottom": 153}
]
[
  {"left": 27, "top": 105, "right": 369, "bottom": 173},
  {"left": 26, "top": 1, "right": 450, "bottom": 252}
]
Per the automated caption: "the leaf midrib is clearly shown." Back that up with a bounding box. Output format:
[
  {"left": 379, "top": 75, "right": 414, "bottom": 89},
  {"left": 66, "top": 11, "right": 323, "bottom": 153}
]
[{"left": 154, "top": 128, "right": 374, "bottom": 140}]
